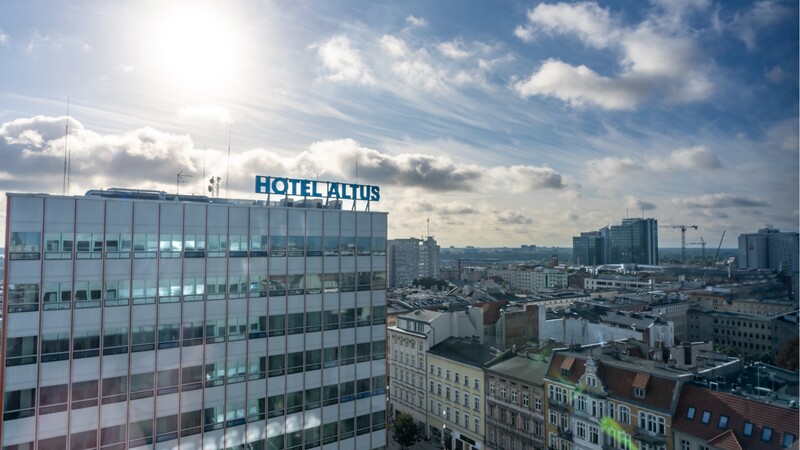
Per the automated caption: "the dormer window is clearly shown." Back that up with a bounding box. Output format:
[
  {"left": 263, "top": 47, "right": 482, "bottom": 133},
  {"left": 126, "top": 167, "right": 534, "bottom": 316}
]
[
  {"left": 586, "top": 376, "right": 596, "bottom": 387},
  {"left": 632, "top": 373, "right": 650, "bottom": 398}
]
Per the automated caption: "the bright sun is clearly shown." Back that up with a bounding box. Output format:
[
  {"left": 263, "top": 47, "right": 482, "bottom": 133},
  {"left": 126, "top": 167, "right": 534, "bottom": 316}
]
[{"left": 147, "top": 3, "right": 246, "bottom": 96}]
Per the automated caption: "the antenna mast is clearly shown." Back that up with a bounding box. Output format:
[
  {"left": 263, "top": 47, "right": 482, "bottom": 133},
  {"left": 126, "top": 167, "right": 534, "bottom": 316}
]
[
  {"left": 62, "top": 98, "right": 71, "bottom": 195},
  {"left": 225, "top": 123, "right": 231, "bottom": 198}
]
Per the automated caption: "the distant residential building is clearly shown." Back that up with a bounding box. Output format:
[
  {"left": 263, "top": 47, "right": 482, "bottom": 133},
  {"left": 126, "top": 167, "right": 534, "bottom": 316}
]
[
  {"left": 484, "top": 352, "right": 549, "bottom": 450},
  {"left": 649, "top": 301, "right": 690, "bottom": 342},
  {"left": 738, "top": 226, "right": 799, "bottom": 301},
  {"left": 541, "top": 309, "right": 674, "bottom": 351},
  {"left": 574, "top": 218, "right": 658, "bottom": 266},
  {"left": 493, "top": 303, "right": 545, "bottom": 350},
  {"left": 388, "top": 236, "right": 441, "bottom": 288},
  {"left": 487, "top": 265, "right": 568, "bottom": 292},
  {"left": 687, "top": 309, "right": 799, "bottom": 359},
  {"left": 585, "top": 275, "right": 654, "bottom": 291}
]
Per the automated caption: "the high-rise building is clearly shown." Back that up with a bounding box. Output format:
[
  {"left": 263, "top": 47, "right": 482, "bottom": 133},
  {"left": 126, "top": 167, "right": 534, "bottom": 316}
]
[
  {"left": 738, "top": 226, "right": 798, "bottom": 272},
  {"left": 387, "top": 236, "right": 440, "bottom": 288},
  {"left": 573, "top": 219, "right": 657, "bottom": 266},
  {"left": 609, "top": 218, "right": 658, "bottom": 265},
  {"left": 1, "top": 188, "right": 388, "bottom": 450},
  {"left": 571, "top": 229, "right": 607, "bottom": 266},
  {"left": 739, "top": 226, "right": 799, "bottom": 301}
]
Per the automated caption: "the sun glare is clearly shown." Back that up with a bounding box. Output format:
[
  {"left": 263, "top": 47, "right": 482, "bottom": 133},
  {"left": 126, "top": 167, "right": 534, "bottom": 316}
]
[{"left": 147, "top": 4, "right": 246, "bottom": 97}]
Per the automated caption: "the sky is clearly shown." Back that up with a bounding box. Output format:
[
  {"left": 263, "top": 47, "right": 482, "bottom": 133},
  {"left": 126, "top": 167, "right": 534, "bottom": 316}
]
[{"left": 0, "top": 0, "right": 797, "bottom": 248}]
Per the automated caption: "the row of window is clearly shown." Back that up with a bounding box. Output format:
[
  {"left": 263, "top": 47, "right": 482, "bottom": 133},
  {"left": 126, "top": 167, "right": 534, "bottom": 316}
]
[
  {"left": 429, "top": 365, "right": 481, "bottom": 390},
  {"left": 429, "top": 382, "right": 481, "bottom": 411},
  {"left": 6, "top": 272, "right": 387, "bottom": 313},
  {"left": 6, "top": 328, "right": 386, "bottom": 369},
  {"left": 9, "top": 231, "right": 387, "bottom": 260},
  {"left": 685, "top": 406, "right": 795, "bottom": 445},
  {"left": 430, "top": 400, "right": 481, "bottom": 433},
  {"left": 4, "top": 371, "right": 386, "bottom": 423},
  {"left": 4, "top": 407, "right": 386, "bottom": 450}
]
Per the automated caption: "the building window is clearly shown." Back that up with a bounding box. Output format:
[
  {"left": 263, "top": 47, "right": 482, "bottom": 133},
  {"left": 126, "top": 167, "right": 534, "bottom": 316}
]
[
  {"left": 618, "top": 406, "right": 630, "bottom": 424},
  {"left": 634, "top": 387, "right": 646, "bottom": 398},
  {"left": 589, "top": 426, "right": 599, "bottom": 444},
  {"left": 523, "top": 393, "right": 529, "bottom": 407},
  {"left": 535, "top": 398, "right": 542, "bottom": 411},
  {"left": 742, "top": 422, "right": 753, "bottom": 436},
  {"left": 474, "top": 379, "right": 480, "bottom": 390},
  {"left": 761, "top": 427, "right": 772, "bottom": 443},
  {"left": 700, "top": 410, "right": 711, "bottom": 424},
  {"left": 500, "top": 386, "right": 506, "bottom": 399},
  {"left": 576, "top": 422, "right": 586, "bottom": 439},
  {"left": 686, "top": 406, "right": 696, "bottom": 420},
  {"left": 490, "top": 383, "right": 495, "bottom": 396},
  {"left": 783, "top": 433, "right": 796, "bottom": 448},
  {"left": 718, "top": 415, "right": 728, "bottom": 429},
  {"left": 511, "top": 390, "right": 518, "bottom": 404}
]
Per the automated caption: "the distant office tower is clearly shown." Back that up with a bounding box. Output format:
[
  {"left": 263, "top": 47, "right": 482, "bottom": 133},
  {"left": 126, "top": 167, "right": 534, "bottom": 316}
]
[
  {"left": 573, "top": 219, "right": 657, "bottom": 265},
  {"left": 739, "top": 226, "right": 799, "bottom": 301},
  {"left": 609, "top": 218, "right": 658, "bottom": 265},
  {"left": 2, "top": 189, "right": 388, "bottom": 450},
  {"left": 738, "top": 226, "right": 799, "bottom": 272},
  {"left": 572, "top": 229, "right": 608, "bottom": 266},
  {"left": 387, "top": 236, "right": 440, "bottom": 288}
]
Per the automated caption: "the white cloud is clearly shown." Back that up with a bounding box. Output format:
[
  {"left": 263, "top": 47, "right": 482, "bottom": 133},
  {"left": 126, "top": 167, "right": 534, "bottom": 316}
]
[
  {"left": 523, "top": 2, "right": 618, "bottom": 48},
  {"left": 625, "top": 195, "right": 657, "bottom": 211},
  {"left": 406, "top": 15, "right": 427, "bottom": 27},
  {"left": 730, "top": 0, "right": 792, "bottom": 51},
  {"left": 586, "top": 156, "right": 641, "bottom": 183},
  {"left": 437, "top": 40, "right": 471, "bottom": 59},
  {"left": 314, "top": 35, "right": 373, "bottom": 85},
  {"left": 647, "top": 145, "right": 721, "bottom": 171},
  {"left": 177, "top": 105, "right": 233, "bottom": 124},
  {"left": 116, "top": 64, "right": 135, "bottom": 73},
  {"left": 765, "top": 65, "right": 785, "bottom": 83},
  {"left": 489, "top": 165, "right": 566, "bottom": 191},
  {"left": 672, "top": 193, "right": 769, "bottom": 208},
  {"left": 515, "top": 59, "right": 644, "bottom": 109},
  {"left": 514, "top": 1, "right": 714, "bottom": 109},
  {"left": 0, "top": 28, "right": 9, "bottom": 46}
]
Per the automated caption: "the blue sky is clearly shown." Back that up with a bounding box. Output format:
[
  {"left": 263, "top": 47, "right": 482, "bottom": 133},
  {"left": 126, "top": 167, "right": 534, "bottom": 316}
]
[{"left": 0, "top": 0, "right": 796, "bottom": 247}]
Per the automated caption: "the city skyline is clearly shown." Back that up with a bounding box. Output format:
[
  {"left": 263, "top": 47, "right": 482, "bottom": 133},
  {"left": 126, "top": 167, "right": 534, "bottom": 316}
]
[{"left": 0, "top": 0, "right": 797, "bottom": 247}]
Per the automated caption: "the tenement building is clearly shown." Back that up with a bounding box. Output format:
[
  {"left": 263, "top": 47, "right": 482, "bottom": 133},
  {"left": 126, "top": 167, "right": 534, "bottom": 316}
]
[
  {"left": 1, "top": 188, "right": 388, "bottom": 450},
  {"left": 484, "top": 351, "right": 548, "bottom": 450}
]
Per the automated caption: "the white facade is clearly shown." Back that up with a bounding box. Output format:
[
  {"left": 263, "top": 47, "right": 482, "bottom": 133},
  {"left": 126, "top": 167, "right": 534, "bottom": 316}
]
[
  {"left": 2, "top": 191, "right": 388, "bottom": 450},
  {"left": 487, "top": 266, "right": 567, "bottom": 292}
]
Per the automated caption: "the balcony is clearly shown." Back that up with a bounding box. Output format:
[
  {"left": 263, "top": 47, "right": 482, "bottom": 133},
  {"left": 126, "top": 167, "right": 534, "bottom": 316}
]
[
  {"left": 634, "top": 429, "right": 667, "bottom": 445},
  {"left": 557, "top": 426, "right": 573, "bottom": 442}
]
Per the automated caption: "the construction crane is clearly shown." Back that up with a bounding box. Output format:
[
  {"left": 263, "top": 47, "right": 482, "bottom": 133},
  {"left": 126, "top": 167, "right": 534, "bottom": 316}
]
[
  {"left": 667, "top": 225, "right": 698, "bottom": 263},
  {"left": 712, "top": 230, "right": 726, "bottom": 267},
  {"left": 688, "top": 237, "right": 707, "bottom": 265}
]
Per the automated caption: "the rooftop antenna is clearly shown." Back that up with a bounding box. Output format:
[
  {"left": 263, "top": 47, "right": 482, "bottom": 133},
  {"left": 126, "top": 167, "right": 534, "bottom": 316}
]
[
  {"left": 352, "top": 145, "right": 359, "bottom": 211},
  {"left": 62, "top": 98, "right": 71, "bottom": 195},
  {"left": 225, "top": 122, "right": 231, "bottom": 198},
  {"left": 176, "top": 171, "right": 192, "bottom": 195},
  {"left": 427, "top": 218, "right": 430, "bottom": 237}
]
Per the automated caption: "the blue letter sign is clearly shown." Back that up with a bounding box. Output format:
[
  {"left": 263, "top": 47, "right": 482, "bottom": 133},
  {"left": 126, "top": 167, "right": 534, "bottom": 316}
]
[{"left": 255, "top": 176, "right": 380, "bottom": 202}]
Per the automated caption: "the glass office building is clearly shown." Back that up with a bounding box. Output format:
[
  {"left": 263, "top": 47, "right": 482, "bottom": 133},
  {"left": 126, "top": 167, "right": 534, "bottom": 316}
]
[{"left": 2, "top": 189, "right": 388, "bottom": 450}]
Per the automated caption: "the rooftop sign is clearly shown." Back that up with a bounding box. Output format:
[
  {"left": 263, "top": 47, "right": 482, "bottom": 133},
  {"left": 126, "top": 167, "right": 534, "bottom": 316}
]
[{"left": 255, "top": 176, "right": 380, "bottom": 202}]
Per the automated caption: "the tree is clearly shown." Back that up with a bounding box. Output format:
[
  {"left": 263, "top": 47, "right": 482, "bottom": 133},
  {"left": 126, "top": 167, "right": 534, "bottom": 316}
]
[
  {"left": 776, "top": 336, "right": 799, "bottom": 371},
  {"left": 391, "top": 413, "right": 421, "bottom": 450}
]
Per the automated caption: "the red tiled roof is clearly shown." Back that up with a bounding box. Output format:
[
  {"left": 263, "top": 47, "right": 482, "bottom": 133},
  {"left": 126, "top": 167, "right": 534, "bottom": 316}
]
[
  {"left": 632, "top": 372, "right": 650, "bottom": 389},
  {"left": 708, "top": 430, "right": 744, "bottom": 450},
  {"left": 546, "top": 353, "right": 585, "bottom": 384},
  {"left": 601, "top": 364, "right": 676, "bottom": 411},
  {"left": 674, "top": 384, "right": 800, "bottom": 450},
  {"left": 561, "top": 356, "right": 575, "bottom": 371}
]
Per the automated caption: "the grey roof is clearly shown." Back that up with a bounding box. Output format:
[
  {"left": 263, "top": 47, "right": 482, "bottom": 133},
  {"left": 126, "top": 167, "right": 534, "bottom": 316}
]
[
  {"left": 428, "top": 337, "right": 493, "bottom": 367},
  {"left": 486, "top": 354, "right": 550, "bottom": 385}
]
